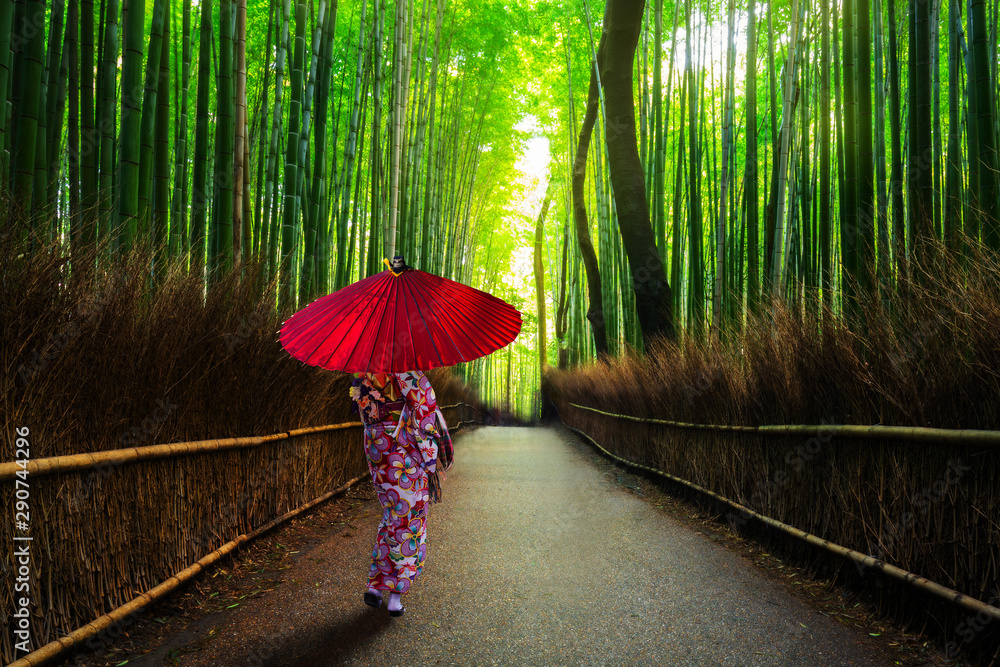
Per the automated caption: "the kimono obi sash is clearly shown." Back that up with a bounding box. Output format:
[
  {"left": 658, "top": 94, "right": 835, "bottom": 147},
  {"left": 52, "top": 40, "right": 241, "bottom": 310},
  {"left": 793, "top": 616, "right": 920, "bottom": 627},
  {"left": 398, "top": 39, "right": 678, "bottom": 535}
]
[{"left": 351, "top": 373, "right": 405, "bottom": 425}]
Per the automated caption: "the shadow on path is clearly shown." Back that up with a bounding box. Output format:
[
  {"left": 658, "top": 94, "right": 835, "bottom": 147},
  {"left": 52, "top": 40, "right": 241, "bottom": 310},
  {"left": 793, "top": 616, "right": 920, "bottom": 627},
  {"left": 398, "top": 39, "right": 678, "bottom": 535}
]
[{"left": 281, "top": 608, "right": 392, "bottom": 666}]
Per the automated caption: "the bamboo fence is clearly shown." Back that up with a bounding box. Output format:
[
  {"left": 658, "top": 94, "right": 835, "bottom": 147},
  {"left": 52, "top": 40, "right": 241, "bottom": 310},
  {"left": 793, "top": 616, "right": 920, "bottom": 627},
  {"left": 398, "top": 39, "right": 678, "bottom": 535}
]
[
  {"left": 554, "top": 399, "right": 999, "bottom": 653},
  {"left": 0, "top": 403, "right": 477, "bottom": 665}
]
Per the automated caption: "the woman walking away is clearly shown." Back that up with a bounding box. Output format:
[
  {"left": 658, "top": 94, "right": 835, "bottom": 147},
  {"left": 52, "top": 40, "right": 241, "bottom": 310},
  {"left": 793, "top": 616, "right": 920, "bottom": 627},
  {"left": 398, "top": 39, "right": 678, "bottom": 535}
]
[
  {"left": 279, "top": 254, "right": 515, "bottom": 611},
  {"left": 350, "top": 369, "right": 453, "bottom": 617}
]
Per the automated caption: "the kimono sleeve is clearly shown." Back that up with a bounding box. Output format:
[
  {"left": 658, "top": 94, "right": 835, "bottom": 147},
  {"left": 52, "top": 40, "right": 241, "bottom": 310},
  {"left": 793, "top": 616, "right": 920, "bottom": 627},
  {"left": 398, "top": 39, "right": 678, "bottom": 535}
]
[{"left": 394, "top": 370, "right": 440, "bottom": 470}]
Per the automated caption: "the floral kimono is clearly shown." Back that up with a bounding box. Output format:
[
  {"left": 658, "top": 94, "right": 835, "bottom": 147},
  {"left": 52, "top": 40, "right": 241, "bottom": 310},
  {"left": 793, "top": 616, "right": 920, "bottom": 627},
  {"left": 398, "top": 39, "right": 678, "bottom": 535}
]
[{"left": 350, "top": 370, "right": 444, "bottom": 594}]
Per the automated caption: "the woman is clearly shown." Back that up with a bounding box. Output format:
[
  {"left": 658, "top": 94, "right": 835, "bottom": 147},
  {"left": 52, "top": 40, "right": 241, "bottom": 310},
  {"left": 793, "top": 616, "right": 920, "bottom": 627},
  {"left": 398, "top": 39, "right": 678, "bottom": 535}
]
[{"left": 350, "top": 369, "right": 452, "bottom": 617}]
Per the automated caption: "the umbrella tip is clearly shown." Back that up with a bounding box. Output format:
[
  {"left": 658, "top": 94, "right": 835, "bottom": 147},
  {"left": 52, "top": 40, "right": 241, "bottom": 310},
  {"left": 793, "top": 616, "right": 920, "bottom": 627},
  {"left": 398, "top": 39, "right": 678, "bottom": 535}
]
[{"left": 386, "top": 256, "right": 411, "bottom": 274}]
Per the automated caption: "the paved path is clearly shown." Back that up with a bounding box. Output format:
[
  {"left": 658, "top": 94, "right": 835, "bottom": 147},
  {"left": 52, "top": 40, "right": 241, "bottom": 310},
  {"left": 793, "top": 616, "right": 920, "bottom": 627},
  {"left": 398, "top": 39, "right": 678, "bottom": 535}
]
[{"left": 137, "top": 426, "right": 899, "bottom": 666}]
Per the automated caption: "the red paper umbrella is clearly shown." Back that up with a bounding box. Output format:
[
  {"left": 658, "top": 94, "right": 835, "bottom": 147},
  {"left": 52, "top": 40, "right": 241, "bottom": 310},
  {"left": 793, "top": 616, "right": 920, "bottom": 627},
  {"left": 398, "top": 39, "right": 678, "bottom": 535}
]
[{"left": 280, "top": 256, "right": 522, "bottom": 373}]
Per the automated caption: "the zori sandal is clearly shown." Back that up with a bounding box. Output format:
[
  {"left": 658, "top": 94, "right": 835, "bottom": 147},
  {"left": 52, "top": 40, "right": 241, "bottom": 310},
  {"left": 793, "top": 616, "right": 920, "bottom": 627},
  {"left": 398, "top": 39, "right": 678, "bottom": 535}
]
[{"left": 387, "top": 592, "right": 405, "bottom": 617}]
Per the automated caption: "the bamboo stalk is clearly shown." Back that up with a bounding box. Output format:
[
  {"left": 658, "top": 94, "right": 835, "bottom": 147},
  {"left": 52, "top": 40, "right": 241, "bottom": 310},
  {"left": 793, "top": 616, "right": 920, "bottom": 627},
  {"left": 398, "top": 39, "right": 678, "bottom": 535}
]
[
  {"left": 0, "top": 0, "right": 15, "bottom": 183},
  {"left": 170, "top": 0, "right": 192, "bottom": 260},
  {"left": 189, "top": 0, "right": 212, "bottom": 268},
  {"left": 335, "top": 0, "right": 369, "bottom": 289},
  {"left": 12, "top": 0, "right": 45, "bottom": 211},
  {"left": 771, "top": 0, "right": 803, "bottom": 300},
  {"left": 214, "top": 0, "right": 235, "bottom": 274},
  {"left": 279, "top": 0, "right": 307, "bottom": 308},
  {"left": 264, "top": 0, "right": 292, "bottom": 280},
  {"left": 233, "top": 0, "right": 248, "bottom": 265},
  {"left": 386, "top": 0, "right": 409, "bottom": 259}
]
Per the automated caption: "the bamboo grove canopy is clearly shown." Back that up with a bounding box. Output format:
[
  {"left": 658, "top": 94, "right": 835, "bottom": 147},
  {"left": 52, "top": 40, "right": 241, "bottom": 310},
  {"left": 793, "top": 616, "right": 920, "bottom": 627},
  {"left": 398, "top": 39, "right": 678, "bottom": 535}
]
[{"left": 2, "top": 0, "right": 999, "bottom": 417}]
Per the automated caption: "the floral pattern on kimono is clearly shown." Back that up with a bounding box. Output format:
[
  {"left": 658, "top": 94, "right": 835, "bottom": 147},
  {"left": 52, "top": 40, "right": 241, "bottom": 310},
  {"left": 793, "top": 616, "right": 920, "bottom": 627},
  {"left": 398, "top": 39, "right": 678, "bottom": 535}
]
[{"left": 350, "top": 370, "right": 440, "bottom": 594}]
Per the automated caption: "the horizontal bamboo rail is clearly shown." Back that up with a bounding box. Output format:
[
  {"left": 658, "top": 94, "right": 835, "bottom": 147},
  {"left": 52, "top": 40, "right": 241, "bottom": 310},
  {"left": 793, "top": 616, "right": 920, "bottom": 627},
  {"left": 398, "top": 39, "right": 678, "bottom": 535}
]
[
  {"left": 0, "top": 403, "right": 475, "bottom": 482},
  {"left": 569, "top": 402, "right": 1000, "bottom": 448},
  {"left": 0, "top": 433, "right": 306, "bottom": 481},
  {"left": 563, "top": 422, "right": 1000, "bottom": 625}
]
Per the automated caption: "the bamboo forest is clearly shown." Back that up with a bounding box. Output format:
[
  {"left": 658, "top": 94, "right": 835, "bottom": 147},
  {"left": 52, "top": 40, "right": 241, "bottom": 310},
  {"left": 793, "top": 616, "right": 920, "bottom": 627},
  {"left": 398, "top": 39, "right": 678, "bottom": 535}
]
[
  {"left": 5, "top": 0, "right": 1000, "bottom": 662},
  {"left": 2, "top": 0, "right": 999, "bottom": 420}
]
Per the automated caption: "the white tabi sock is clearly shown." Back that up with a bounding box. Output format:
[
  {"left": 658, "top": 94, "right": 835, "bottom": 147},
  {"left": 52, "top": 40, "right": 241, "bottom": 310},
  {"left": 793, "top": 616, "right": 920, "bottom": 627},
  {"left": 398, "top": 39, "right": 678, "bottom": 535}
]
[{"left": 387, "top": 592, "right": 403, "bottom": 612}]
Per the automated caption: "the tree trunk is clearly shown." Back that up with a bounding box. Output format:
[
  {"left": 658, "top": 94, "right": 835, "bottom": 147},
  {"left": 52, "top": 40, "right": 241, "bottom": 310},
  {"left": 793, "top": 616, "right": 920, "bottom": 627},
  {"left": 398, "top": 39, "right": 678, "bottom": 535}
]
[
  {"left": 556, "top": 216, "right": 570, "bottom": 369},
  {"left": 572, "top": 30, "right": 608, "bottom": 357},
  {"left": 602, "top": 0, "right": 675, "bottom": 345}
]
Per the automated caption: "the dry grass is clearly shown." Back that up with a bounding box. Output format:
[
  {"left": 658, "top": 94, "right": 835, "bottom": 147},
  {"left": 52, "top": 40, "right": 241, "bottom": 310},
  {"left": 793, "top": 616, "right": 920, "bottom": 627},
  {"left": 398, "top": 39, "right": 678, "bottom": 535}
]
[
  {"left": 2, "top": 225, "right": 475, "bottom": 454},
  {"left": 551, "top": 240, "right": 1000, "bottom": 431},
  {"left": 5, "top": 235, "right": 348, "bottom": 457}
]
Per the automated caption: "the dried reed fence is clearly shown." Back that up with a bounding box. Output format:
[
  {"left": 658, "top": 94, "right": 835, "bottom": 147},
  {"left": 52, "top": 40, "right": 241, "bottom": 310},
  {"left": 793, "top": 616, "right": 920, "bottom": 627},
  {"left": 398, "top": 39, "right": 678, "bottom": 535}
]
[
  {"left": 0, "top": 403, "right": 478, "bottom": 665},
  {"left": 553, "top": 397, "right": 999, "bottom": 661}
]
